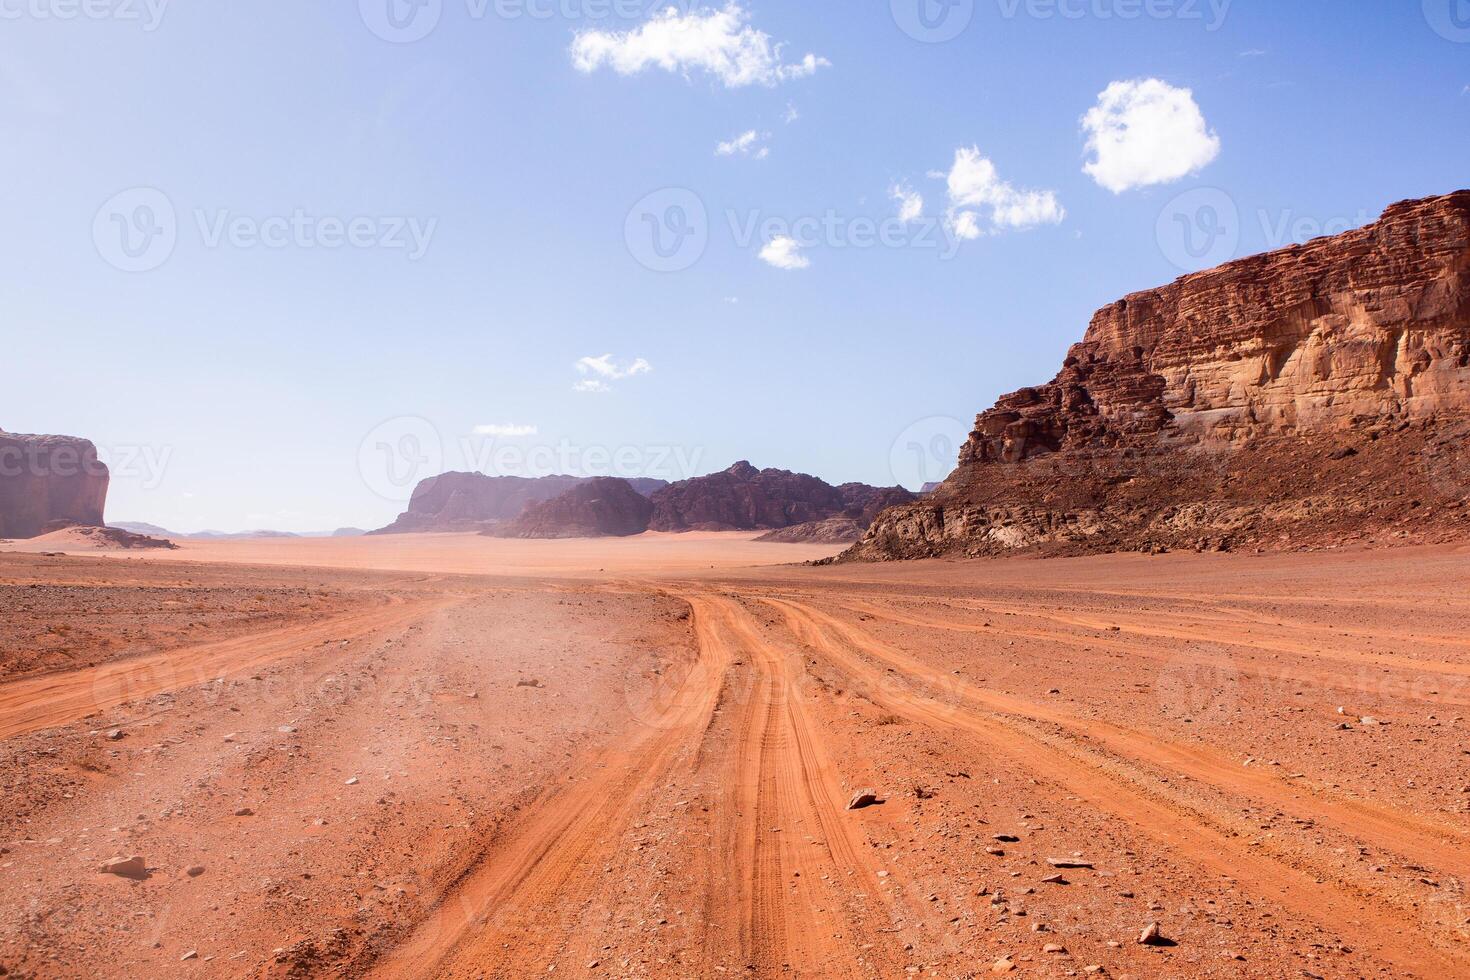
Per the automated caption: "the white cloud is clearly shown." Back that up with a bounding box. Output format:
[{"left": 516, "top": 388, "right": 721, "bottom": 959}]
[
  {"left": 474, "top": 423, "right": 538, "bottom": 438},
  {"left": 783, "top": 101, "right": 799, "bottom": 124},
  {"left": 890, "top": 182, "right": 924, "bottom": 223},
  {"left": 1239, "top": 48, "right": 1267, "bottom": 57},
  {"left": 759, "top": 236, "right": 809, "bottom": 270},
  {"left": 952, "top": 210, "right": 982, "bottom": 241},
  {"left": 576, "top": 354, "right": 653, "bottom": 379},
  {"left": 940, "top": 147, "right": 1064, "bottom": 237},
  {"left": 573, "top": 355, "right": 652, "bottom": 392},
  {"left": 1081, "top": 78, "right": 1221, "bottom": 194},
  {"left": 716, "top": 129, "right": 770, "bottom": 158},
  {"left": 570, "top": 4, "right": 829, "bottom": 89}
]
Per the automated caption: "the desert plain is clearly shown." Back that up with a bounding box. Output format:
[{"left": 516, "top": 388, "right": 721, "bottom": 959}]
[{"left": 0, "top": 533, "right": 1467, "bottom": 979}]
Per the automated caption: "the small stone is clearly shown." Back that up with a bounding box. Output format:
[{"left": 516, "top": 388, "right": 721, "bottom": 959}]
[
  {"left": 993, "top": 834, "right": 1020, "bottom": 843},
  {"left": 991, "top": 957, "right": 1016, "bottom": 973},
  {"left": 185, "top": 865, "right": 205, "bottom": 878},
  {"left": 345, "top": 777, "right": 360, "bottom": 786},
  {"left": 100, "top": 855, "right": 147, "bottom": 879},
  {"left": 1139, "top": 921, "right": 1166, "bottom": 946},
  {"left": 1043, "top": 943, "right": 1067, "bottom": 954},
  {"left": 847, "top": 789, "right": 881, "bottom": 810},
  {"left": 1047, "top": 858, "right": 1093, "bottom": 869},
  {"left": 986, "top": 847, "right": 1005, "bottom": 856},
  {"left": 180, "top": 950, "right": 198, "bottom": 961},
  {"left": 105, "top": 729, "right": 124, "bottom": 741},
  {"left": 1041, "top": 874, "right": 1067, "bottom": 884},
  {"left": 233, "top": 807, "right": 254, "bottom": 817}
]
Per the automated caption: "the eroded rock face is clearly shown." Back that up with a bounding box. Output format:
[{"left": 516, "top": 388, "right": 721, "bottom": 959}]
[
  {"left": 850, "top": 191, "right": 1470, "bottom": 560},
  {"left": 372, "top": 473, "right": 668, "bottom": 534},
  {"left": 650, "top": 462, "right": 916, "bottom": 533},
  {"left": 0, "top": 430, "right": 109, "bottom": 539},
  {"left": 489, "top": 477, "right": 655, "bottom": 539}
]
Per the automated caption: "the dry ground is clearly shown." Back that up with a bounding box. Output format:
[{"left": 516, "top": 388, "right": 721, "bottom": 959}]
[{"left": 1, "top": 534, "right": 1468, "bottom": 978}]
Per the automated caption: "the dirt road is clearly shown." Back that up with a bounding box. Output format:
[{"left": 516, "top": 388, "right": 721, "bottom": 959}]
[{"left": 2, "top": 542, "right": 1469, "bottom": 977}]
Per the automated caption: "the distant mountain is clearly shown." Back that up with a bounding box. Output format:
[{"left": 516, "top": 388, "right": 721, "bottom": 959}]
[
  {"left": 649, "top": 461, "right": 916, "bottom": 536},
  {"left": 110, "top": 523, "right": 318, "bottom": 541},
  {"left": 487, "top": 477, "right": 655, "bottom": 539},
  {"left": 110, "top": 521, "right": 175, "bottom": 537},
  {"left": 371, "top": 473, "right": 669, "bottom": 535}
]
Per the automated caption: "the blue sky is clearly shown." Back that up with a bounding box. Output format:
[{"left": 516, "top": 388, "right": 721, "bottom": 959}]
[{"left": 3, "top": 0, "right": 1467, "bottom": 532}]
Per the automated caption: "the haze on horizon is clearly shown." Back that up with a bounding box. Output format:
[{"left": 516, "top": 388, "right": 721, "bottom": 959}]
[{"left": 4, "top": 0, "right": 1467, "bottom": 533}]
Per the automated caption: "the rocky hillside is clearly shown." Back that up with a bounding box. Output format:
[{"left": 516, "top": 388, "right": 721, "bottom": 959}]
[
  {"left": 0, "top": 430, "right": 109, "bottom": 539},
  {"left": 488, "top": 477, "right": 654, "bottom": 539},
  {"left": 848, "top": 190, "right": 1470, "bottom": 560},
  {"left": 651, "top": 461, "right": 916, "bottom": 536},
  {"left": 372, "top": 473, "right": 668, "bottom": 534}
]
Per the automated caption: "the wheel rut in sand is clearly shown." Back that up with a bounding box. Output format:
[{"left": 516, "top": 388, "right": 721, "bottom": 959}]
[
  {"left": 375, "top": 591, "right": 898, "bottom": 979},
  {"left": 764, "top": 595, "right": 1470, "bottom": 979},
  {"left": 801, "top": 595, "right": 1470, "bottom": 874},
  {"left": 0, "top": 597, "right": 448, "bottom": 740}
]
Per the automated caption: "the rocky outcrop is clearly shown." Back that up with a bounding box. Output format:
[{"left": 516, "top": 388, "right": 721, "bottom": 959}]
[
  {"left": 0, "top": 430, "right": 109, "bottom": 539},
  {"left": 755, "top": 516, "right": 866, "bottom": 544},
  {"left": 488, "top": 477, "right": 655, "bottom": 539},
  {"left": 372, "top": 473, "right": 668, "bottom": 534},
  {"left": 650, "top": 462, "right": 916, "bottom": 533},
  {"left": 849, "top": 191, "right": 1470, "bottom": 560}
]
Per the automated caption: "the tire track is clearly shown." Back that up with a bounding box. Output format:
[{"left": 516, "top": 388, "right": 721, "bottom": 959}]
[
  {"left": 693, "top": 595, "right": 902, "bottom": 978},
  {"left": 0, "top": 596, "right": 446, "bottom": 740},
  {"left": 374, "top": 594, "right": 733, "bottom": 978},
  {"left": 766, "top": 596, "right": 1470, "bottom": 979}
]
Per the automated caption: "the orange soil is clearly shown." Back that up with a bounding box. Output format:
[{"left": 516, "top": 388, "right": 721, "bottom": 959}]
[{"left": 1, "top": 538, "right": 1468, "bottom": 978}]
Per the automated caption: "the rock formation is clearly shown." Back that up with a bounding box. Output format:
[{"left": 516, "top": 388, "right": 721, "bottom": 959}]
[
  {"left": 489, "top": 477, "right": 655, "bottom": 539},
  {"left": 0, "top": 430, "right": 109, "bottom": 539},
  {"left": 650, "top": 461, "right": 916, "bottom": 535},
  {"left": 849, "top": 190, "right": 1470, "bottom": 560},
  {"left": 755, "top": 516, "right": 866, "bottom": 544},
  {"left": 372, "top": 473, "right": 668, "bottom": 534}
]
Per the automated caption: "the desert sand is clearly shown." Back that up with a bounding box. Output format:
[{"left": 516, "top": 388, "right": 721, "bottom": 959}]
[{"left": 2, "top": 535, "right": 1469, "bottom": 978}]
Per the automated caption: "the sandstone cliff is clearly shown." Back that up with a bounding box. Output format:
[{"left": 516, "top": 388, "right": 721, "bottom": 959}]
[
  {"left": 488, "top": 477, "right": 654, "bottom": 539},
  {"left": 0, "top": 430, "right": 109, "bottom": 539},
  {"left": 372, "top": 473, "right": 668, "bottom": 534},
  {"left": 650, "top": 462, "right": 916, "bottom": 534},
  {"left": 849, "top": 190, "right": 1470, "bottom": 560}
]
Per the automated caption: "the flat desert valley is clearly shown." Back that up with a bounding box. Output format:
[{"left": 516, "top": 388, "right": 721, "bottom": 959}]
[{"left": 2, "top": 534, "right": 1468, "bottom": 979}]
